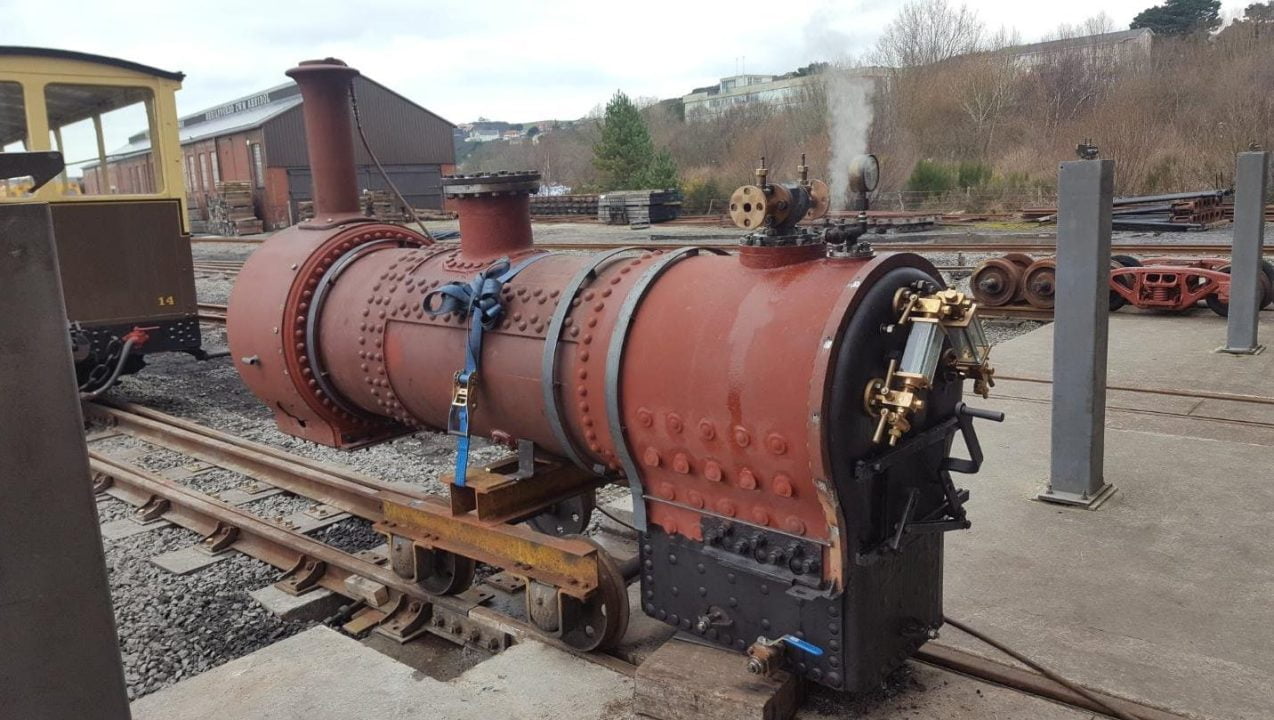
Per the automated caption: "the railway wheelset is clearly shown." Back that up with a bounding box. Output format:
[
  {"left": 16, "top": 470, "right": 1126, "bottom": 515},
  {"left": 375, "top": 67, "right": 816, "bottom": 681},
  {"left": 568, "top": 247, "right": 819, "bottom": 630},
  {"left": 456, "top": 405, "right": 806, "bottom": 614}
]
[{"left": 971, "top": 252, "right": 1274, "bottom": 316}]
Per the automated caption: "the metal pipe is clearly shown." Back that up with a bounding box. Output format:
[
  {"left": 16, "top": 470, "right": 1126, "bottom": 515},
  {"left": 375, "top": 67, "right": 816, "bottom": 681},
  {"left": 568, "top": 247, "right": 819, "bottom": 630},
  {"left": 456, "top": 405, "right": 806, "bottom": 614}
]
[{"left": 287, "top": 59, "right": 363, "bottom": 223}]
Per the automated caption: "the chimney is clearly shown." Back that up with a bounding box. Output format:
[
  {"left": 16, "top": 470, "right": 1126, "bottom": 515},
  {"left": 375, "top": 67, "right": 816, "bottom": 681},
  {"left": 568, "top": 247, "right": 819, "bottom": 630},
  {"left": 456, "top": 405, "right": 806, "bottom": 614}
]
[{"left": 286, "top": 58, "right": 362, "bottom": 226}]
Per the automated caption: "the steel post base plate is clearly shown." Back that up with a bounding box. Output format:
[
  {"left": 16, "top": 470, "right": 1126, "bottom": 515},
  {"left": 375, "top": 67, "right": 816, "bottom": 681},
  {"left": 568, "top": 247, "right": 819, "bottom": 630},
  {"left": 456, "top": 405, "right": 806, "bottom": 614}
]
[
  {"left": 1037, "top": 481, "right": 1117, "bottom": 509},
  {"left": 1215, "top": 344, "right": 1265, "bottom": 356}
]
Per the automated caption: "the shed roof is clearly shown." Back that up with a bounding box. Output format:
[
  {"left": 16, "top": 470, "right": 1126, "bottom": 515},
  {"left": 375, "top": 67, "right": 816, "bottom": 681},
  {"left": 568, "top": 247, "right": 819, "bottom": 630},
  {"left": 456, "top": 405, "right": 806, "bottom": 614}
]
[{"left": 0, "top": 46, "right": 184, "bottom": 81}]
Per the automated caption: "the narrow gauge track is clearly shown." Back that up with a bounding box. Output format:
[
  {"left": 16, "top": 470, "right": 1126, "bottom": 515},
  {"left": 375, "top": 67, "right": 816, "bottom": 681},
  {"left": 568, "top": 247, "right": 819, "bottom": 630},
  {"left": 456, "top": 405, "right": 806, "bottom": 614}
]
[
  {"left": 85, "top": 401, "right": 1191, "bottom": 719},
  {"left": 993, "top": 375, "right": 1274, "bottom": 433},
  {"left": 83, "top": 401, "right": 636, "bottom": 675},
  {"left": 197, "top": 303, "right": 227, "bottom": 323}
]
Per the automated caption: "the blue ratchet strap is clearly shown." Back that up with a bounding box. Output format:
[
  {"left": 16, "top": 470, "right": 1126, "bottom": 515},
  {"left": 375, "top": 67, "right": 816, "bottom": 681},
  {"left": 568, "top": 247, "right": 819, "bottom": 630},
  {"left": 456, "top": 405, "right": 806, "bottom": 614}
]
[{"left": 422, "top": 254, "right": 551, "bottom": 487}]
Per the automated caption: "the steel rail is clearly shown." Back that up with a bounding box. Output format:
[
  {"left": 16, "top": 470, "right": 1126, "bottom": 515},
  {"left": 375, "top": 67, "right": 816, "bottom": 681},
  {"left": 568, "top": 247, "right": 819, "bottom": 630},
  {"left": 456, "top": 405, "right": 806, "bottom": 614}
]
[
  {"left": 197, "top": 303, "right": 227, "bottom": 323},
  {"left": 997, "top": 374, "right": 1274, "bottom": 406},
  {"left": 92, "top": 452, "right": 413, "bottom": 594},
  {"left": 86, "top": 411, "right": 641, "bottom": 674},
  {"left": 86, "top": 402, "right": 393, "bottom": 520},
  {"left": 915, "top": 644, "right": 1191, "bottom": 720},
  {"left": 88, "top": 453, "right": 615, "bottom": 663}
]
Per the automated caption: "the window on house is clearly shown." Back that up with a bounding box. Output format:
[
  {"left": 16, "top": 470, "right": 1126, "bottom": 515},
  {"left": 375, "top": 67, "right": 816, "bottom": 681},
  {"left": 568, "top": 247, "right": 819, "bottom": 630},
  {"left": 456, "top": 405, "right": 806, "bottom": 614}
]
[
  {"left": 249, "top": 143, "right": 265, "bottom": 188},
  {"left": 210, "top": 150, "right": 220, "bottom": 185},
  {"left": 45, "top": 83, "right": 155, "bottom": 196},
  {"left": 199, "top": 153, "right": 209, "bottom": 191}
]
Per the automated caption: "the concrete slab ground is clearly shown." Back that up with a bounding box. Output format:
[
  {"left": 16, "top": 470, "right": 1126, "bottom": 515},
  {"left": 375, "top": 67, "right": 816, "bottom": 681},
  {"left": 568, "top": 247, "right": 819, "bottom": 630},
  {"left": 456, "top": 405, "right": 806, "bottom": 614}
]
[
  {"left": 131, "top": 626, "right": 636, "bottom": 720},
  {"left": 940, "top": 310, "right": 1274, "bottom": 720},
  {"left": 132, "top": 624, "right": 1094, "bottom": 720}
]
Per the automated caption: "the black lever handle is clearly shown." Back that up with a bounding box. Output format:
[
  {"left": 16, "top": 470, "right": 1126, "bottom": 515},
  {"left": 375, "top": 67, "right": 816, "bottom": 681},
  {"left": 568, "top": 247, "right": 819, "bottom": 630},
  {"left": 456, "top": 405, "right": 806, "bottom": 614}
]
[
  {"left": 943, "top": 403, "right": 1005, "bottom": 475},
  {"left": 959, "top": 404, "right": 1005, "bottom": 423}
]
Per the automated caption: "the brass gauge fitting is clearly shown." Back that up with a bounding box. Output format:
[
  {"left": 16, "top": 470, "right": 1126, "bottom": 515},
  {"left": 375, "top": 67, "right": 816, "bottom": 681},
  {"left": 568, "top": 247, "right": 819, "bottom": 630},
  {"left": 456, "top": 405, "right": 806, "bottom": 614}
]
[{"left": 865, "top": 286, "right": 995, "bottom": 445}]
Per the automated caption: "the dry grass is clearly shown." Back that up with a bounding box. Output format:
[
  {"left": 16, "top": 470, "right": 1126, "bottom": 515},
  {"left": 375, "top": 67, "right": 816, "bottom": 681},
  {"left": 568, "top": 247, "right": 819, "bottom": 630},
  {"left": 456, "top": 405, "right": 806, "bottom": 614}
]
[{"left": 462, "top": 29, "right": 1274, "bottom": 206}]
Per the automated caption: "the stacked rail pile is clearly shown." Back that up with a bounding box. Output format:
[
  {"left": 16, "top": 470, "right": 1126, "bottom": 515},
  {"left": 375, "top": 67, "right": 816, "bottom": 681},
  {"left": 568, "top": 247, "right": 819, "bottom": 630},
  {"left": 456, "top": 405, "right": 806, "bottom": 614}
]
[
  {"left": 597, "top": 189, "right": 681, "bottom": 226},
  {"left": 208, "top": 181, "right": 263, "bottom": 235},
  {"left": 530, "top": 194, "right": 599, "bottom": 217},
  {"left": 1220, "top": 199, "right": 1274, "bottom": 222},
  {"left": 1023, "top": 190, "right": 1231, "bottom": 231}
]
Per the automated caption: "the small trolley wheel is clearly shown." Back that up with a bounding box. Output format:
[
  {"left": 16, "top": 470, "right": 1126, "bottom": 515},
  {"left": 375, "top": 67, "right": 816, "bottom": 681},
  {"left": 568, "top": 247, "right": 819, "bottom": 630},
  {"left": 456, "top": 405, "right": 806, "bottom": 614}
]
[
  {"left": 526, "top": 580, "right": 561, "bottom": 633},
  {"left": 1108, "top": 259, "right": 1131, "bottom": 312},
  {"left": 1021, "top": 258, "right": 1058, "bottom": 309},
  {"left": 1111, "top": 254, "right": 1142, "bottom": 269},
  {"left": 558, "top": 536, "right": 630, "bottom": 652},
  {"left": 1209, "top": 264, "right": 1273, "bottom": 316},
  {"left": 527, "top": 491, "right": 596, "bottom": 536},
  {"left": 969, "top": 258, "right": 1021, "bottom": 307},
  {"left": 420, "top": 548, "right": 477, "bottom": 596},
  {"left": 1260, "top": 260, "right": 1274, "bottom": 309}
]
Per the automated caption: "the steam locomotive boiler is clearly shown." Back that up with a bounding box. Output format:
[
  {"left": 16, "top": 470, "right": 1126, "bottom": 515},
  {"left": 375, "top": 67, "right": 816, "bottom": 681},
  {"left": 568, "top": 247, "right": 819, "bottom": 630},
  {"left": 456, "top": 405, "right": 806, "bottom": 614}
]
[{"left": 228, "top": 58, "right": 1001, "bottom": 691}]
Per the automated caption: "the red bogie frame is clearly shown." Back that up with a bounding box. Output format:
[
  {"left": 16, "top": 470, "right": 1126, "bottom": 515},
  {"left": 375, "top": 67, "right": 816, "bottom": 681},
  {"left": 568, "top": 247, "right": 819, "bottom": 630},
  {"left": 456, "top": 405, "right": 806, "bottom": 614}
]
[{"left": 1109, "top": 266, "right": 1229, "bottom": 312}]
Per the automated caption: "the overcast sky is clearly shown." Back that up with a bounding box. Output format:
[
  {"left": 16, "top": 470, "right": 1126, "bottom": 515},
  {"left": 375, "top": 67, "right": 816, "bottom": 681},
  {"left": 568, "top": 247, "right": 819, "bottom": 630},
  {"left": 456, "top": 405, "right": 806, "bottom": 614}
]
[{"left": 3, "top": 0, "right": 1254, "bottom": 125}]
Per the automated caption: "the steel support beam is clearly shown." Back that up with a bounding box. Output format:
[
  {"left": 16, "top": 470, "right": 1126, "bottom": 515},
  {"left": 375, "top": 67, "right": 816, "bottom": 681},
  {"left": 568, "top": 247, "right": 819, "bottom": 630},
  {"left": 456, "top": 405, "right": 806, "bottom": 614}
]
[
  {"left": 1221, "top": 151, "right": 1269, "bottom": 355},
  {"left": 0, "top": 203, "right": 131, "bottom": 718},
  {"left": 1039, "top": 160, "right": 1116, "bottom": 508}
]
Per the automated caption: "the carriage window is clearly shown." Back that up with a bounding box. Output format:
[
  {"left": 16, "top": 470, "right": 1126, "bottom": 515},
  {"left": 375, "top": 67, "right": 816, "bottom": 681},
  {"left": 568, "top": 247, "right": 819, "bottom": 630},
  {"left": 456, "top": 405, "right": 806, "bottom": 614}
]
[
  {"left": 1, "top": 81, "right": 34, "bottom": 197},
  {"left": 45, "top": 83, "right": 155, "bottom": 196}
]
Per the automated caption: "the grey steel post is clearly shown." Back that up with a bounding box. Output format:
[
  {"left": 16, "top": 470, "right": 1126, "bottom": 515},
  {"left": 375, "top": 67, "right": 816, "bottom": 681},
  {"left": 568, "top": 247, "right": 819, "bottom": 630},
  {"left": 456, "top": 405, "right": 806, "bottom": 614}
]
[
  {"left": 0, "top": 204, "right": 132, "bottom": 718},
  {"left": 1220, "top": 151, "right": 1268, "bottom": 354},
  {"left": 1039, "top": 159, "right": 1117, "bottom": 508}
]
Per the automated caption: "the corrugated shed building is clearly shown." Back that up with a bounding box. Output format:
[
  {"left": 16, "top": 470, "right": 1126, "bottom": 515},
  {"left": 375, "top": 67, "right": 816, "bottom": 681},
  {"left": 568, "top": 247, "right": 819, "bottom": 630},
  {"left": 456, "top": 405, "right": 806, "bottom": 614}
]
[{"left": 88, "top": 75, "right": 455, "bottom": 231}]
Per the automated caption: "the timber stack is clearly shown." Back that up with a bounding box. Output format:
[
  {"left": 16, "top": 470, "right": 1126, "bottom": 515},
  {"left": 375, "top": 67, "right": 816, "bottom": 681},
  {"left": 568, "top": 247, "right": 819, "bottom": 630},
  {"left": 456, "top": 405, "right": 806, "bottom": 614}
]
[
  {"left": 209, "top": 181, "right": 263, "bottom": 235},
  {"left": 361, "top": 189, "right": 406, "bottom": 223},
  {"left": 530, "top": 194, "right": 599, "bottom": 216}
]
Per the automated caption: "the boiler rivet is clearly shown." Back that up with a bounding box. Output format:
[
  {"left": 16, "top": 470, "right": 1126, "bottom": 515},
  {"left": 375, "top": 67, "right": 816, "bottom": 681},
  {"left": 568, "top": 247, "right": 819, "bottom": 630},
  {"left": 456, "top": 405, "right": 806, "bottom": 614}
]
[
  {"left": 774, "top": 474, "right": 794, "bottom": 497},
  {"left": 699, "top": 420, "right": 716, "bottom": 440},
  {"left": 672, "top": 453, "right": 690, "bottom": 474},
  {"left": 733, "top": 427, "right": 751, "bottom": 447},
  {"left": 643, "top": 448, "right": 661, "bottom": 467},
  {"left": 738, "top": 469, "right": 757, "bottom": 490}
]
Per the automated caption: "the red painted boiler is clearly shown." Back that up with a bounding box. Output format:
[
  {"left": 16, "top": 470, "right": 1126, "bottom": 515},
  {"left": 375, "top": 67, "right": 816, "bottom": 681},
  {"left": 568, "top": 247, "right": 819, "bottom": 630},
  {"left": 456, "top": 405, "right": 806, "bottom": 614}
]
[{"left": 228, "top": 58, "right": 1000, "bottom": 691}]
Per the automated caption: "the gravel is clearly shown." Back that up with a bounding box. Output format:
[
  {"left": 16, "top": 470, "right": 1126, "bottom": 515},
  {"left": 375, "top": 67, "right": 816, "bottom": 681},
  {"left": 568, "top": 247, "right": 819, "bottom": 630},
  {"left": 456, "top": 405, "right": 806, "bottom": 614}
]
[
  {"left": 309, "top": 517, "right": 385, "bottom": 554},
  {"left": 98, "top": 516, "right": 311, "bottom": 700}
]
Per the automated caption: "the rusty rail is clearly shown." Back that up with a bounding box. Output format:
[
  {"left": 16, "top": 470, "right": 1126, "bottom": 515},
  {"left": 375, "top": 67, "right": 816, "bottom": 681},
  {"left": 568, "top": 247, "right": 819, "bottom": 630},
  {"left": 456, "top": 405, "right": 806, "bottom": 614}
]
[
  {"left": 915, "top": 644, "right": 1193, "bottom": 720},
  {"left": 197, "top": 303, "right": 227, "bottom": 323}
]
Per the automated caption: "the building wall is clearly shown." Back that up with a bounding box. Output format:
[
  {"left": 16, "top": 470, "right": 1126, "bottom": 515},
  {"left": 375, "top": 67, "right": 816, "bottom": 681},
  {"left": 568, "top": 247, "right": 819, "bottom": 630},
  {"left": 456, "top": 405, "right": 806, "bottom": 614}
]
[
  {"left": 83, "top": 154, "right": 155, "bottom": 195},
  {"left": 262, "top": 76, "right": 454, "bottom": 168}
]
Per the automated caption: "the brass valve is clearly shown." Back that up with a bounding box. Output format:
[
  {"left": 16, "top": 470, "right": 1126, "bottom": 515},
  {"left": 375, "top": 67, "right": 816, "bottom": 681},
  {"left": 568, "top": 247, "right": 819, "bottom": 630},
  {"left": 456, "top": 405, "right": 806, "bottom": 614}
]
[{"left": 865, "top": 286, "right": 995, "bottom": 446}]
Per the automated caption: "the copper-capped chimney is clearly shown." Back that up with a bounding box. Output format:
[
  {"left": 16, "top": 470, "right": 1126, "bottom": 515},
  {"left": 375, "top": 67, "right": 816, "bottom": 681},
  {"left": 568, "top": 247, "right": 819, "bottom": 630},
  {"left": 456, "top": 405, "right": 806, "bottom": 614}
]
[
  {"left": 442, "top": 171, "right": 540, "bottom": 261},
  {"left": 287, "top": 58, "right": 364, "bottom": 226}
]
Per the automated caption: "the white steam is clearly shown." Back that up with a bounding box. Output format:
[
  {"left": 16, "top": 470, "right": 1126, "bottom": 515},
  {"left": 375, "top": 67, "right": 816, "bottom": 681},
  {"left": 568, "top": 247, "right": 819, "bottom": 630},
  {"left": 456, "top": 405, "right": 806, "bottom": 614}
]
[{"left": 824, "top": 70, "right": 874, "bottom": 210}]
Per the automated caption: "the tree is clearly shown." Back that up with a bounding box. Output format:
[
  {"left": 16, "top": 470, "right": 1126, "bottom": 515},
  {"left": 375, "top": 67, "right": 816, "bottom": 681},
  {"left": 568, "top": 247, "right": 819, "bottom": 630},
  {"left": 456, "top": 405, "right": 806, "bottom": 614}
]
[
  {"left": 1246, "top": 1, "right": 1274, "bottom": 22},
  {"left": 592, "top": 91, "right": 678, "bottom": 190},
  {"left": 873, "top": 0, "right": 984, "bottom": 67},
  {"left": 1130, "top": 0, "right": 1221, "bottom": 35}
]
